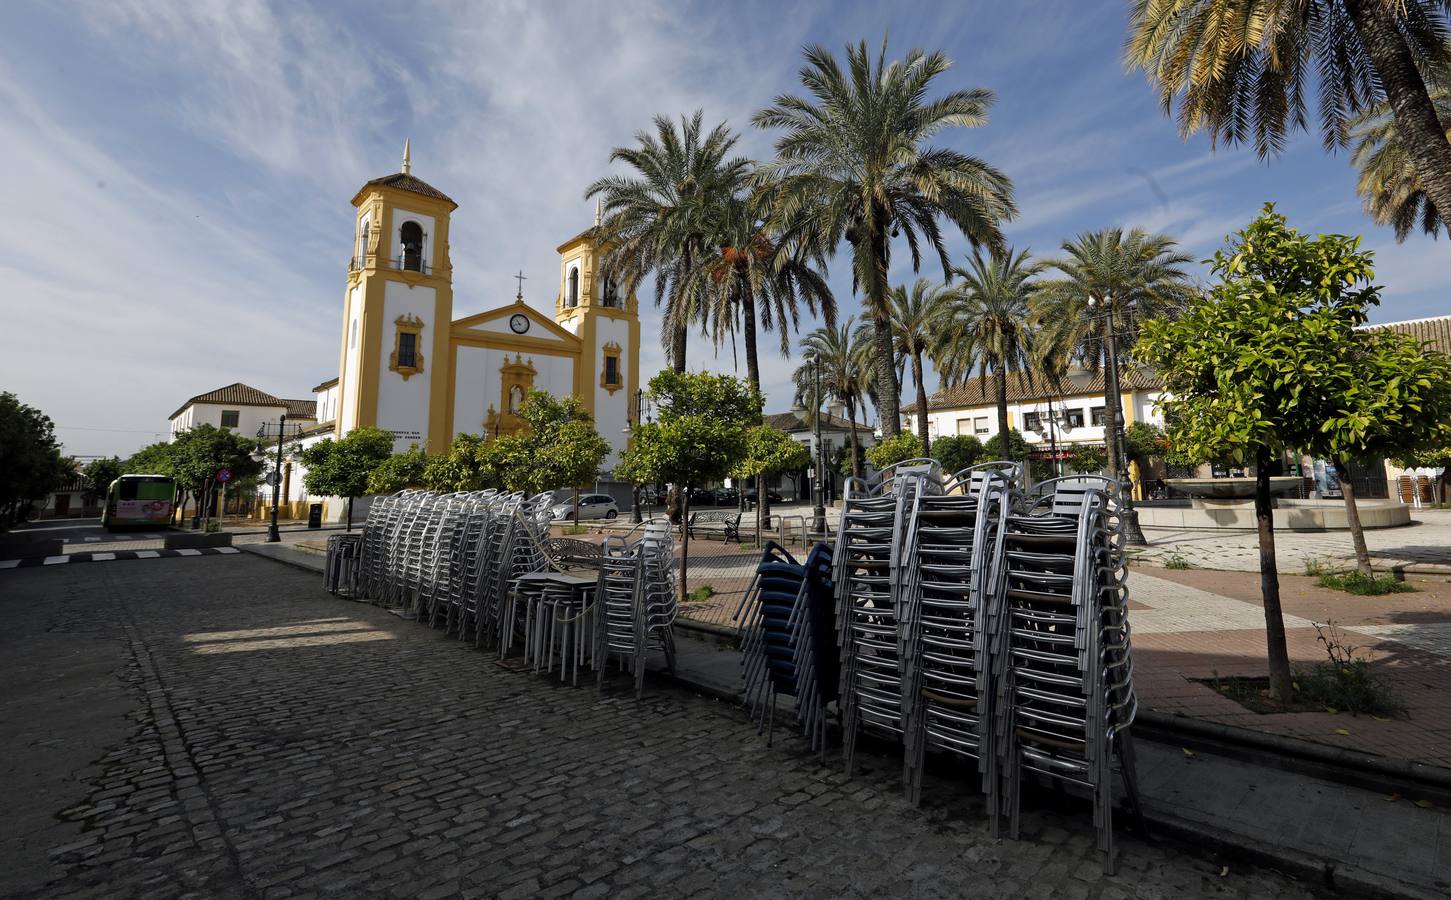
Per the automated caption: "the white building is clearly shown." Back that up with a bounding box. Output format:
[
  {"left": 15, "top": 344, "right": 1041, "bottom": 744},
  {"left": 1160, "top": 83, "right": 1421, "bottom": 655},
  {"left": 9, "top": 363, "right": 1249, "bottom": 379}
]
[{"left": 168, "top": 383, "right": 317, "bottom": 441}]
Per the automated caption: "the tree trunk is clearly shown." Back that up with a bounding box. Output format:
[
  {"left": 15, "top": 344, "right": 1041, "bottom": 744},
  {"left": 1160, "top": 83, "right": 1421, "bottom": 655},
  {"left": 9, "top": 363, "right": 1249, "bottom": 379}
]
[
  {"left": 740, "top": 276, "right": 761, "bottom": 397},
  {"left": 671, "top": 325, "right": 688, "bottom": 374},
  {"left": 346, "top": 496, "right": 354, "bottom": 532},
  {"left": 1255, "top": 444, "right": 1295, "bottom": 703},
  {"left": 846, "top": 397, "right": 863, "bottom": 480},
  {"left": 1345, "top": 0, "right": 1451, "bottom": 229},
  {"left": 573, "top": 490, "right": 581, "bottom": 527},
  {"left": 1337, "top": 459, "right": 1374, "bottom": 576},
  {"left": 871, "top": 312, "right": 901, "bottom": 437},
  {"left": 912, "top": 351, "right": 931, "bottom": 454},
  {"left": 678, "top": 490, "right": 691, "bottom": 604},
  {"left": 995, "top": 366, "right": 1011, "bottom": 450},
  {"left": 1101, "top": 315, "right": 1122, "bottom": 481},
  {"left": 670, "top": 243, "right": 695, "bottom": 374}
]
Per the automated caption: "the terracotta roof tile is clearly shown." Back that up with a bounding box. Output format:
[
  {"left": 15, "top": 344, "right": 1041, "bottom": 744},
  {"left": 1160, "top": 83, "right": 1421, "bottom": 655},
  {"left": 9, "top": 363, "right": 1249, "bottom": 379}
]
[
  {"left": 310, "top": 376, "right": 339, "bottom": 393},
  {"left": 169, "top": 383, "right": 285, "bottom": 420},
  {"left": 361, "top": 172, "right": 455, "bottom": 205},
  {"left": 763, "top": 410, "right": 864, "bottom": 433},
  {"left": 283, "top": 399, "right": 318, "bottom": 420},
  {"left": 1362, "top": 315, "right": 1451, "bottom": 356}
]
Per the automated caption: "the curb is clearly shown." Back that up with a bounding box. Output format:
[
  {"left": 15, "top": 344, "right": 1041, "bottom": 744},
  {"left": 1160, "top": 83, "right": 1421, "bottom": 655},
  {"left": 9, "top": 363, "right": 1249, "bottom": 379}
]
[
  {"left": 1137, "top": 709, "right": 1451, "bottom": 804},
  {"left": 237, "top": 544, "right": 325, "bottom": 576}
]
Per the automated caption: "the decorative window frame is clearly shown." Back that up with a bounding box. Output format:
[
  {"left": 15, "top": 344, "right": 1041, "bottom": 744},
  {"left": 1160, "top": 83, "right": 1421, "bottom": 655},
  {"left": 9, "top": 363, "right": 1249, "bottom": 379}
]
[
  {"left": 599, "top": 341, "right": 623, "bottom": 393},
  {"left": 389, "top": 314, "right": 426, "bottom": 380}
]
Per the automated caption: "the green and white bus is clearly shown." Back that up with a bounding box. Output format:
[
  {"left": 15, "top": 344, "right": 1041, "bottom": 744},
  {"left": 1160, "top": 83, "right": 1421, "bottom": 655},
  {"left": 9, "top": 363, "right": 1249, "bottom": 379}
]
[{"left": 101, "top": 474, "right": 176, "bottom": 530}]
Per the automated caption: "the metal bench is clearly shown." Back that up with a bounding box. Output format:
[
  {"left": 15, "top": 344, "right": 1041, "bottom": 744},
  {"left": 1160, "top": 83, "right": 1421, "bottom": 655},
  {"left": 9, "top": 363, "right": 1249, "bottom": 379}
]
[{"left": 687, "top": 510, "right": 742, "bottom": 543}]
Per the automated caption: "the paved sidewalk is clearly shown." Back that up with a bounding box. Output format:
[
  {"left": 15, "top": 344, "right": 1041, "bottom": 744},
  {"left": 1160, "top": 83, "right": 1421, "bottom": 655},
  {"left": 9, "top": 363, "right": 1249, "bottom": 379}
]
[{"left": 1133, "top": 508, "right": 1451, "bottom": 574}]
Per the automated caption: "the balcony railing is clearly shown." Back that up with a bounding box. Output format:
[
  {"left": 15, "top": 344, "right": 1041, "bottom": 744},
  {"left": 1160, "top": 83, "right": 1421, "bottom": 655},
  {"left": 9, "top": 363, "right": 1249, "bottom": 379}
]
[{"left": 349, "top": 256, "right": 432, "bottom": 275}]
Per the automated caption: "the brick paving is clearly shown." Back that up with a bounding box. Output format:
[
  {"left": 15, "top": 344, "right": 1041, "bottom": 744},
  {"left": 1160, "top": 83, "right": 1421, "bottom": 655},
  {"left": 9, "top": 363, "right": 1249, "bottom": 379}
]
[{"left": 0, "top": 555, "right": 1326, "bottom": 899}]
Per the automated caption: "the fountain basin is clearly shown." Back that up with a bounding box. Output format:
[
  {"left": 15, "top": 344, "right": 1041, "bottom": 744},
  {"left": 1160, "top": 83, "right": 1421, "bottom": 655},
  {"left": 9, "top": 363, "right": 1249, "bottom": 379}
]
[{"left": 1165, "top": 477, "right": 1303, "bottom": 500}]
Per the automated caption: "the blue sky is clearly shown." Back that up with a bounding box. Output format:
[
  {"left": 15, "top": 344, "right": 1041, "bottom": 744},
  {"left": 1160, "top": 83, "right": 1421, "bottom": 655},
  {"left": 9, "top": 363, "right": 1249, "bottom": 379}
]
[{"left": 3, "top": 0, "right": 1447, "bottom": 458}]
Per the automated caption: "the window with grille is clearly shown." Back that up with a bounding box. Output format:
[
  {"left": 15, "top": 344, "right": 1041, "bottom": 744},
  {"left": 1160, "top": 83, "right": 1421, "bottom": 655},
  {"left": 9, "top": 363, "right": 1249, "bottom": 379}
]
[
  {"left": 1090, "top": 406, "right": 1107, "bottom": 426},
  {"left": 1066, "top": 408, "right": 1085, "bottom": 428},
  {"left": 220, "top": 410, "right": 240, "bottom": 428},
  {"left": 397, "top": 332, "right": 417, "bottom": 369}
]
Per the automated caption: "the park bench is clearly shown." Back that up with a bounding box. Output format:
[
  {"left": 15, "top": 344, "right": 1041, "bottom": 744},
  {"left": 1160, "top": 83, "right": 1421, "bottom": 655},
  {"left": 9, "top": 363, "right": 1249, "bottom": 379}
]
[
  {"left": 687, "top": 510, "right": 742, "bottom": 544},
  {"left": 543, "top": 537, "right": 603, "bottom": 570}
]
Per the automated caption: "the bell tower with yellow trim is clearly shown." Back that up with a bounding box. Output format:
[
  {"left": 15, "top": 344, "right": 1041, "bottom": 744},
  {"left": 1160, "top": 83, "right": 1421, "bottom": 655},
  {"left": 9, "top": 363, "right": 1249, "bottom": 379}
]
[
  {"left": 554, "top": 204, "right": 640, "bottom": 463},
  {"left": 336, "top": 142, "right": 458, "bottom": 455}
]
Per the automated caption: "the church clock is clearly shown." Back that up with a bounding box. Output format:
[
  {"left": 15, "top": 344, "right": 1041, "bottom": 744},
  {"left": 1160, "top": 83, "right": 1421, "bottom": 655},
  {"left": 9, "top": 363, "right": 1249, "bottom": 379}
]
[{"left": 509, "top": 313, "right": 530, "bottom": 334}]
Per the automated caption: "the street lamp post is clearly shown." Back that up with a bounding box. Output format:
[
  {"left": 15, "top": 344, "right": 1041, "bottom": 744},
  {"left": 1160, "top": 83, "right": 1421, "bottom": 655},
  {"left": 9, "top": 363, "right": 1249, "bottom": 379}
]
[
  {"left": 812, "top": 358, "right": 826, "bottom": 535},
  {"left": 267, "top": 414, "right": 287, "bottom": 542},
  {"left": 624, "top": 388, "right": 645, "bottom": 524},
  {"left": 1090, "top": 294, "right": 1147, "bottom": 546}
]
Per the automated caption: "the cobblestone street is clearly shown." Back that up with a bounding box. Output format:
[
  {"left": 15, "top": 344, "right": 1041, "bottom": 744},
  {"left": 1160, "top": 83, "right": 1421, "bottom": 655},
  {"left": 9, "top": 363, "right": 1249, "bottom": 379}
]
[{"left": 1, "top": 555, "right": 1329, "bottom": 899}]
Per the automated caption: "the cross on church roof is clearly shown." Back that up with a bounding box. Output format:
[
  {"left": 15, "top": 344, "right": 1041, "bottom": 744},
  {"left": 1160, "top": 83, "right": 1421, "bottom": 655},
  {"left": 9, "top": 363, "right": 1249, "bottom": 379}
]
[{"left": 513, "top": 270, "right": 526, "bottom": 300}]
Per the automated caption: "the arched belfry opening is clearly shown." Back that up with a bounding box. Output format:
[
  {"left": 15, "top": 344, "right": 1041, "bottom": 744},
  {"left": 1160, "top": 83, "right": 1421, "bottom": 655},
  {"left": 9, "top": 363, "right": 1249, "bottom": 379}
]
[
  {"left": 400, "top": 221, "right": 424, "bottom": 272},
  {"left": 567, "top": 267, "right": 580, "bottom": 307}
]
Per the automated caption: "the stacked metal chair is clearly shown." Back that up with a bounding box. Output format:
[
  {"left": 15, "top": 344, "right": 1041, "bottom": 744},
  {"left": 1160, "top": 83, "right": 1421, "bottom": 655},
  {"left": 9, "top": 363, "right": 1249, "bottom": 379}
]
[
  {"left": 324, "top": 532, "right": 365, "bottom": 597},
  {"left": 595, "top": 521, "right": 678, "bottom": 698},
  {"left": 835, "top": 459, "right": 942, "bottom": 776},
  {"left": 899, "top": 462, "right": 1016, "bottom": 811},
  {"left": 475, "top": 492, "right": 554, "bottom": 648},
  {"left": 998, "top": 475, "right": 1143, "bottom": 873},
  {"left": 735, "top": 541, "right": 836, "bottom": 753}
]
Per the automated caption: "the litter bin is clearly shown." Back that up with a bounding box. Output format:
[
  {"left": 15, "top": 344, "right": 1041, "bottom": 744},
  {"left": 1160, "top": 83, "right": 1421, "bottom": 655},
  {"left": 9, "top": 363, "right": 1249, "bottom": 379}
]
[{"left": 307, "top": 503, "right": 323, "bottom": 529}]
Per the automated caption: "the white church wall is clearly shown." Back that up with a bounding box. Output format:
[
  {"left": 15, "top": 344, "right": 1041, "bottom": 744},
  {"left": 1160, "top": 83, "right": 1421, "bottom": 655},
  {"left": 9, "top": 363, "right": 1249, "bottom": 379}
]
[
  {"left": 592, "top": 316, "right": 631, "bottom": 465},
  {"left": 451, "top": 344, "right": 578, "bottom": 439},
  {"left": 376, "top": 280, "right": 435, "bottom": 451},
  {"left": 339, "top": 285, "right": 362, "bottom": 433}
]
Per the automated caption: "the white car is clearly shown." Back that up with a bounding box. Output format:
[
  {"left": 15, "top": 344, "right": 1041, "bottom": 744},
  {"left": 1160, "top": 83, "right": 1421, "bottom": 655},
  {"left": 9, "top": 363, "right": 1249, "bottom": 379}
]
[{"left": 550, "top": 493, "right": 619, "bottom": 521}]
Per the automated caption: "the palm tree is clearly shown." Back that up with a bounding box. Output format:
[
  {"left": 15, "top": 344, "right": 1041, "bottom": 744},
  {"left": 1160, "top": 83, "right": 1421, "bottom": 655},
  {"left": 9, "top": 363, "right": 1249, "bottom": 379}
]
[
  {"left": 794, "top": 318, "right": 875, "bottom": 480},
  {"left": 754, "top": 38, "right": 1017, "bottom": 439},
  {"left": 1034, "top": 229, "right": 1194, "bottom": 480},
  {"left": 887, "top": 280, "right": 949, "bottom": 454},
  {"left": 934, "top": 248, "right": 1047, "bottom": 446},
  {"left": 687, "top": 193, "right": 837, "bottom": 395},
  {"left": 1126, "top": 0, "right": 1451, "bottom": 234},
  {"left": 1350, "top": 84, "right": 1451, "bottom": 240},
  {"left": 586, "top": 112, "right": 751, "bottom": 372}
]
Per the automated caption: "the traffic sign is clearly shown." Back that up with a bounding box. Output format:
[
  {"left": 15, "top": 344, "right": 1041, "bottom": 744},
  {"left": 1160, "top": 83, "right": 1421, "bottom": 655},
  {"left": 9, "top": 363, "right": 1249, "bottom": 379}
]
[{"left": 216, "top": 467, "right": 233, "bottom": 483}]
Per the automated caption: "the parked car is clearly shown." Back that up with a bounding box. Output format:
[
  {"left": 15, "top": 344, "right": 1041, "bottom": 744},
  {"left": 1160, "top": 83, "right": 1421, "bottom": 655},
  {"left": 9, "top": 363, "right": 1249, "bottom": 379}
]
[
  {"left": 686, "top": 487, "right": 717, "bottom": 506},
  {"left": 549, "top": 493, "right": 619, "bottom": 521},
  {"left": 713, "top": 486, "right": 740, "bottom": 507},
  {"left": 743, "top": 488, "right": 785, "bottom": 507}
]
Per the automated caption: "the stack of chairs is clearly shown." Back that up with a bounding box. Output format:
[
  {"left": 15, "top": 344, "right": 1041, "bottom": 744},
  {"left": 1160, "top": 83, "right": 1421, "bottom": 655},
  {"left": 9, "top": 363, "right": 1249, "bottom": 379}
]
[
  {"left": 324, "top": 532, "right": 364, "bottom": 597},
  {"left": 998, "top": 475, "right": 1143, "bottom": 873},
  {"left": 595, "top": 521, "right": 678, "bottom": 698},
  {"left": 736, "top": 541, "right": 836, "bottom": 753},
  {"left": 900, "top": 462, "right": 1016, "bottom": 810},
  {"left": 475, "top": 492, "right": 554, "bottom": 649},
  {"left": 835, "top": 459, "right": 942, "bottom": 776}
]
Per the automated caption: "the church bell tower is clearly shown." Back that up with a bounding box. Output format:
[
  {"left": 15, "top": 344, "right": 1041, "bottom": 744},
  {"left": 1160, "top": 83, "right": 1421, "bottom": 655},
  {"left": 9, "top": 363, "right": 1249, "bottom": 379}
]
[
  {"left": 554, "top": 204, "right": 640, "bottom": 465},
  {"left": 335, "top": 142, "right": 458, "bottom": 455}
]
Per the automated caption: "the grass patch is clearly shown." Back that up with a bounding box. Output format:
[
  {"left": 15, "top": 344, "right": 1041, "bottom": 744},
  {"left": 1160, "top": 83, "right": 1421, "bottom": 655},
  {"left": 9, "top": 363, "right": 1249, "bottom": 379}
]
[
  {"left": 1196, "top": 622, "right": 1406, "bottom": 718},
  {"left": 685, "top": 584, "right": 716, "bottom": 602},
  {"left": 561, "top": 524, "right": 590, "bottom": 536},
  {"left": 1162, "top": 553, "right": 1192, "bottom": 570},
  {"left": 1316, "top": 570, "right": 1417, "bottom": 595}
]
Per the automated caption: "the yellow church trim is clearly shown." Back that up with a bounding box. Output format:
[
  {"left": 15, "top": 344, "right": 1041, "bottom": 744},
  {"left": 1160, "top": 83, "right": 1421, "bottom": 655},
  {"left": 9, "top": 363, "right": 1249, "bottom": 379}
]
[{"left": 389, "top": 314, "right": 426, "bottom": 380}]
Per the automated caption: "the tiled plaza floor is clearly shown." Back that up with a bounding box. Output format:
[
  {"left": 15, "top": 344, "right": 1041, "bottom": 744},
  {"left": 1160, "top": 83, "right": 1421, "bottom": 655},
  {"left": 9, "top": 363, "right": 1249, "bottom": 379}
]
[{"left": 0, "top": 555, "right": 1325, "bottom": 899}]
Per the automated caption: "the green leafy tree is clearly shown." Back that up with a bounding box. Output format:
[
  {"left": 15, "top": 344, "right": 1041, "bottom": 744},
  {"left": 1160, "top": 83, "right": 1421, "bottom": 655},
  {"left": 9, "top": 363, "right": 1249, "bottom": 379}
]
[
  {"left": 936, "top": 247, "right": 1048, "bottom": 444},
  {"left": 1035, "top": 228, "right": 1193, "bottom": 479},
  {"left": 299, "top": 426, "right": 395, "bottom": 530},
  {"left": 168, "top": 424, "right": 262, "bottom": 525},
  {"left": 616, "top": 371, "right": 760, "bottom": 601},
  {"left": 755, "top": 37, "right": 1017, "bottom": 439},
  {"left": 368, "top": 446, "right": 429, "bottom": 494},
  {"left": 490, "top": 393, "right": 611, "bottom": 521},
  {"left": 0, "top": 392, "right": 70, "bottom": 528},
  {"left": 420, "top": 434, "right": 495, "bottom": 493},
  {"left": 1066, "top": 445, "right": 1109, "bottom": 475},
  {"left": 866, "top": 432, "right": 924, "bottom": 470},
  {"left": 1127, "top": 0, "right": 1451, "bottom": 233},
  {"left": 124, "top": 441, "right": 175, "bottom": 476},
  {"left": 1349, "top": 84, "right": 1451, "bottom": 241},
  {"left": 983, "top": 427, "right": 1030, "bottom": 461},
  {"left": 732, "top": 425, "right": 811, "bottom": 534},
  {"left": 587, "top": 112, "right": 751, "bottom": 372},
  {"left": 81, "top": 457, "right": 123, "bottom": 505},
  {"left": 932, "top": 434, "right": 985, "bottom": 476},
  {"left": 1124, "top": 422, "right": 1169, "bottom": 465},
  {"left": 1137, "top": 204, "right": 1402, "bottom": 701}
]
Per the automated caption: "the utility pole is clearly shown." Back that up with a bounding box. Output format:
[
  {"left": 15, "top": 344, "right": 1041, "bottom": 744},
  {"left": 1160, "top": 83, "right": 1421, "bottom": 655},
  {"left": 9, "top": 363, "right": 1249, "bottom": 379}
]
[{"left": 812, "top": 358, "right": 826, "bottom": 535}]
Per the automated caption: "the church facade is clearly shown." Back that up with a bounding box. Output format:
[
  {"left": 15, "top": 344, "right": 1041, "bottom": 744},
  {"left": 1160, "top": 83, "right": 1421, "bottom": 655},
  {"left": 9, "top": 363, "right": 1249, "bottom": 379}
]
[{"left": 331, "top": 149, "right": 640, "bottom": 469}]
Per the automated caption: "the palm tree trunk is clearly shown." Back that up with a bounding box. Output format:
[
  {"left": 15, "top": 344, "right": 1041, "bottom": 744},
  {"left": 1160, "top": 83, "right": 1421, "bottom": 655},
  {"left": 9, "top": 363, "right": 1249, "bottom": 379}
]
[
  {"left": 1101, "top": 316, "right": 1122, "bottom": 481},
  {"left": 671, "top": 326, "right": 688, "bottom": 374},
  {"left": 738, "top": 273, "right": 771, "bottom": 529},
  {"left": 995, "top": 367, "right": 1010, "bottom": 447},
  {"left": 911, "top": 351, "right": 931, "bottom": 454},
  {"left": 846, "top": 397, "right": 863, "bottom": 480},
  {"left": 871, "top": 313, "right": 901, "bottom": 437},
  {"left": 1336, "top": 458, "right": 1374, "bottom": 576},
  {"left": 1255, "top": 444, "right": 1294, "bottom": 703},
  {"left": 670, "top": 244, "right": 695, "bottom": 374},
  {"left": 1345, "top": 0, "right": 1451, "bottom": 226}
]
